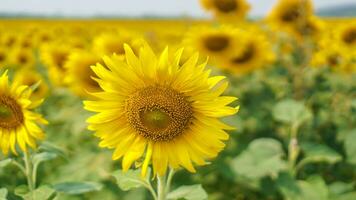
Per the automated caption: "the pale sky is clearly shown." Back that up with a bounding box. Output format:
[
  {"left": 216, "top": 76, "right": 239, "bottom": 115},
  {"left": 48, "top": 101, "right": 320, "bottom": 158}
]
[{"left": 0, "top": 0, "right": 354, "bottom": 17}]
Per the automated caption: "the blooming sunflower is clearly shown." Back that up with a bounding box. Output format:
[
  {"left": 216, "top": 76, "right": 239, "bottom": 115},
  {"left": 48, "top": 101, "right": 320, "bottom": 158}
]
[
  {"left": 184, "top": 25, "right": 238, "bottom": 64},
  {"left": 335, "top": 22, "right": 356, "bottom": 56},
  {"left": 9, "top": 47, "right": 35, "bottom": 69},
  {"left": 200, "top": 0, "right": 250, "bottom": 21},
  {"left": 40, "top": 43, "right": 71, "bottom": 86},
  {"left": 84, "top": 43, "right": 239, "bottom": 177},
  {"left": 0, "top": 47, "right": 9, "bottom": 68},
  {"left": 0, "top": 71, "right": 48, "bottom": 155},
  {"left": 64, "top": 50, "right": 102, "bottom": 97},
  {"left": 219, "top": 29, "right": 275, "bottom": 74},
  {"left": 14, "top": 69, "right": 49, "bottom": 101},
  {"left": 268, "top": 0, "right": 313, "bottom": 36}
]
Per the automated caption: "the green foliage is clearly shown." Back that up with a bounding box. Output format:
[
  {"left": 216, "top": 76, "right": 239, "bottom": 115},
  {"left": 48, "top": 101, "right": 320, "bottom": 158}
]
[
  {"left": 0, "top": 188, "right": 8, "bottom": 200},
  {"left": 53, "top": 182, "right": 103, "bottom": 195},
  {"left": 112, "top": 169, "right": 148, "bottom": 191},
  {"left": 344, "top": 130, "right": 356, "bottom": 165},
  {"left": 167, "top": 185, "right": 208, "bottom": 200}
]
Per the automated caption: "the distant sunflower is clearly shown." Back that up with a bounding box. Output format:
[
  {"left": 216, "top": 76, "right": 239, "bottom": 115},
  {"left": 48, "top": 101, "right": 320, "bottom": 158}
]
[
  {"left": 335, "top": 23, "right": 356, "bottom": 56},
  {"left": 64, "top": 50, "right": 102, "bottom": 97},
  {"left": 0, "top": 71, "right": 48, "bottom": 155},
  {"left": 9, "top": 47, "right": 35, "bottom": 69},
  {"left": 40, "top": 43, "right": 71, "bottom": 86},
  {"left": 184, "top": 26, "right": 238, "bottom": 64},
  {"left": 0, "top": 47, "right": 8, "bottom": 68},
  {"left": 84, "top": 43, "right": 238, "bottom": 177},
  {"left": 268, "top": 0, "right": 313, "bottom": 35},
  {"left": 14, "top": 69, "right": 49, "bottom": 101},
  {"left": 200, "top": 0, "right": 250, "bottom": 21},
  {"left": 93, "top": 31, "right": 140, "bottom": 57},
  {"left": 219, "top": 29, "right": 275, "bottom": 74},
  {"left": 1, "top": 33, "right": 18, "bottom": 48}
]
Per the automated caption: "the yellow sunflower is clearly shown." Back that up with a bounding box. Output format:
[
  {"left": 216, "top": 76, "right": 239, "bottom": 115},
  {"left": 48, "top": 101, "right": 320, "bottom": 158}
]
[
  {"left": 200, "top": 0, "right": 250, "bottom": 21},
  {"left": 84, "top": 43, "right": 239, "bottom": 177},
  {"left": 219, "top": 29, "right": 275, "bottom": 74},
  {"left": 184, "top": 25, "right": 238, "bottom": 64},
  {"left": 335, "top": 22, "right": 356, "bottom": 56},
  {"left": 8, "top": 47, "right": 35, "bottom": 69},
  {"left": 268, "top": 0, "right": 314, "bottom": 36},
  {"left": 14, "top": 69, "right": 49, "bottom": 101},
  {"left": 0, "top": 47, "right": 9, "bottom": 68},
  {"left": 64, "top": 50, "right": 102, "bottom": 98},
  {"left": 40, "top": 43, "right": 71, "bottom": 86},
  {"left": 0, "top": 71, "right": 48, "bottom": 155}
]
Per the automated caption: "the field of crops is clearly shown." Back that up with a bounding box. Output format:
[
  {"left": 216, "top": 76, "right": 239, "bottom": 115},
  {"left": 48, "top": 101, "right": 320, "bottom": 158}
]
[{"left": 0, "top": 0, "right": 355, "bottom": 199}]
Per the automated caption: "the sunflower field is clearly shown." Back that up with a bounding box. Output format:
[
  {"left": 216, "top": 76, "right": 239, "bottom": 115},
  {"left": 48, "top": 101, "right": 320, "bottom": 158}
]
[{"left": 0, "top": 0, "right": 355, "bottom": 199}]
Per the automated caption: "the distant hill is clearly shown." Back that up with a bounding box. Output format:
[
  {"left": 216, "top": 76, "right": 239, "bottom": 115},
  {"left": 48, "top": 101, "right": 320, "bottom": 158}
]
[{"left": 317, "top": 4, "right": 356, "bottom": 17}]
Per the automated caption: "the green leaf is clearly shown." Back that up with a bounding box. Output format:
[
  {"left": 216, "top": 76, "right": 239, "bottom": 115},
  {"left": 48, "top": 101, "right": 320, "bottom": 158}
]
[
  {"left": 297, "top": 142, "right": 342, "bottom": 170},
  {"left": 273, "top": 99, "right": 312, "bottom": 124},
  {"left": 230, "top": 138, "right": 287, "bottom": 180},
  {"left": 32, "top": 152, "right": 58, "bottom": 166},
  {"left": 14, "top": 185, "right": 29, "bottom": 197},
  {"left": 0, "top": 159, "right": 12, "bottom": 168},
  {"left": 328, "top": 182, "right": 355, "bottom": 197},
  {"left": 112, "top": 169, "right": 147, "bottom": 191},
  {"left": 344, "top": 130, "right": 356, "bottom": 165},
  {"left": 276, "top": 173, "right": 328, "bottom": 200},
  {"left": 53, "top": 182, "right": 103, "bottom": 195},
  {"left": 39, "top": 142, "right": 67, "bottom": 159},
  {"left": 167, "top": 185, "right": 208, "bottom": 200},
  {"left": 23, "top": 185, "right": 56, "bottom": 200},
  {"left": 0, "top": 188, "right": 8, "bottom": 200},
  {"left": 333, "top": 192, "right": 356, "bottom": 200}
]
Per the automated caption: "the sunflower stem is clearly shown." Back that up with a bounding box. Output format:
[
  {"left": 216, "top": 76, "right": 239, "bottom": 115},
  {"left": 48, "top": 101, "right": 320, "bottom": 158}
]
[
  {"left": 24, "top": 151, "right": 35, "bottom": 197},
  {"left": 165, "top": 168, "right": 175, "bottom": 195},
  {"left": 157, "top": 173, "right": 167, "bottom": 200}
]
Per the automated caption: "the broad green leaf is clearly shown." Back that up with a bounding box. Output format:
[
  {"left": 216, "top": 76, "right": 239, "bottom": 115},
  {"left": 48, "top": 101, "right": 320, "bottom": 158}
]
[
  {"left": 167, "top": 185, "right": 208, "bottom": 200},
  {"left": 32, "top": 152, "right": 58, "bottom": 166},
  {"left": 0, "top": 188, "right": 8, "bottom": 200},
  {"left": 53, "top": 182, "right": 103, "bottom": 195},
  {"left": 14, "top": 185, "right": 29, "bottom": 197},
  {"left": 23, "top": 185, "right": 56, "bottom": 200},
  {"left": 344, "top": 130, "right": 356, "bottom": 165},
  {"left": 39, "top": 142, "right": 67, "bottom": 159},
  {"left": 328, "top": 182, "right": 355, "bottom": 197},
  {"left": 231, "top": 138, "right": 287, "bottom": 180},
  {"left": 333, "top": 192, "right": 356, "bottom": 200},
  {"left": 273, "top": 99, "right": 312, "bottom": 124},
  {"left": 112, "top": 169, "right": 147, "bottom": 191},
  {"left": 297, "top": 142, "right": 342, "bottom": 170},
  {"left": 277, "top": 173, "right": 328, "bottom": 200},
  {"left": 0, "top": 159, "right": 12, "bottom": 168}
]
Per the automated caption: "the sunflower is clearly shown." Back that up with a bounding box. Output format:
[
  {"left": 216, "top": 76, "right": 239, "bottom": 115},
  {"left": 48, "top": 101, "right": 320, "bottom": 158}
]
[
  {"left": 268, "top": 0, "right": 313, "bottom": 36},
  {"left": 184, "top": 25, "right": 238, "bottom": 64},
  {"left": 8, "top": 47, "right": 35, "bottom": 69},
  {"left": 218, "top": 29, "right": 275, "bottom": 74},
  {"left": 335, "top": 22, "right": 356, "bottom": 56},
  {"left": 0, "top": 47, "right": 9, "bottom": 68},
  {"left": 200, "top": 0, "right": 250, "bottom": 21},
  {"left": 93, "top": 31, "right": 141, "bottom": 57},
  {"left": 0, "top": 71, "right": 48, "bottom": 155},
  {"left": 14, "top": 69, "right": 49, "bottom": 101},
  {"left": 64, "top": 50, "right": 102, "bottom": 97},
  {"left": 40, "top": 43, "right": 71, "bottom": 86},
  {"left": 84, "top": 43, "right": 238, "bottom": 177}
]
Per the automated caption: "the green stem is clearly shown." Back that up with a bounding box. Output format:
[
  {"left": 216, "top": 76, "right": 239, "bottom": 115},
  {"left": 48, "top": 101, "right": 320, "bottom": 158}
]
[
  {"left": 288, "top": 123, "right": 300, "bottom": 177},
  {"left": 157, "top": 174, "right": 167, "bottom": 200},
  {"left": 24, "top": 151, "right": 35, "bottom": 195},
  {"left": 143, "top": 181, "right": 157, "bottom": 200},
  {"left": 165, "top": 168, "right": 175, "bottom": 195}
]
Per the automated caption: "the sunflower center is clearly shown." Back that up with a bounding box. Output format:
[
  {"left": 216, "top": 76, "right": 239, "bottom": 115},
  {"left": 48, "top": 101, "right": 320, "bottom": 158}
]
[
  {"left": 281, "top": 7, "right": 300, "bottom": 22},
  {"left": 18, "top": 54, "right": 28, "bottom": 64},
  {"left": 327, "top": 55, "right": 340, "bottom": 66},
  {"left": 0, "top": 95, "right": 24, "bottom": 129},
  {"left": 125, "top": 86, "right": 193, "bottom": 141},
  {"left": 343, "top": 29, "right": 356, "bottom": 44},
  {"left": 54, "top": 52, "right": 68, "bottom": 70},
  {"left": 232, "top": 44, "right": 255, "bottom": 64},
  {"left": 0, "top": 53, "right": 5, "bottom": 62},
  {"left": 213, "top": 0, "right": 237, "bottom": 13},
  {"left": 204, "top": 35, "right": 229, "bottom": 52}
]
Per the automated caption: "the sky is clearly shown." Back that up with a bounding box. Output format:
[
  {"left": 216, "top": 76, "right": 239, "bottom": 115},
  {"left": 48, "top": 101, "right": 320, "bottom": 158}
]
[{"left": 0, "top": 0, "right": 354, "bottom": 17}]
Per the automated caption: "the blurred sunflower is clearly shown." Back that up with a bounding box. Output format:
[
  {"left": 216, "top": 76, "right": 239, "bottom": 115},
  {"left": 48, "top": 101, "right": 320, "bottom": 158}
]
[
  {"left": 0, "top": 47, "right": 8, "bottom": 68},
  {"left": 93, "top": 31, "right": 140, "bottom": 57},
  {"left": 0, "top": 71, "right": 48, "bottom": 155},
  {"left": 9, "top": 47, "right": 35, "bottom": 69},
  {"left": 219, "top": 29, "right": 275, "bottom": 74},
  {"left": 1, "top": 33, "right": 18, "bottom": 48},
  {"left": 84, "top": 43, "right": 238, "bottom": 177},
  {"left": 335, "top": 22, "right": 356, "bottom": 56},
  {"left": 64, "top": 50, "right": 102, "bottom": 97},
  {"left": 14, "top": 69, "right": 49, "bottom": 101},
  {"left": 268, "top": 0, "right": 313, "bottom": 36},
  {"left": 40, "top": 43, "right": 71, "bottom": 86},
  {"left": 200, "top": 0, "right": 250, "bottom": 21},
  {"left": 184, "top": 26, "right": 238, "bottom": 64}
]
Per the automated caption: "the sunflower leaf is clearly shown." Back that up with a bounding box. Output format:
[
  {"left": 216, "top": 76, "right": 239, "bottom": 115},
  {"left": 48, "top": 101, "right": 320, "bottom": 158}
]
[
  {"left": 53, "top": 182, "right": 103, "bottom": 195},
  {"left": 112, "top": 169, "right": 148, "bottom": 191},
  {"left": 344, "top": 130, "right": 356, "bottom": 165},
  {"left": 22, "top": 185, "right": 56, "bottom": 200},
  {"left": 0, "top": 159, "right": 12, "bottom": 168},
  {"left": 0, "top": 188, "right": 8, "bottom": 200},
  {"left": 167, "top": 184, "right": 208, "bottom": 200},
  {"left": 32, "top": 152, "right": 58, "bottom": 167},
  {"left": 273, "top": 99, "right": 312, "bottom": 124}
]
